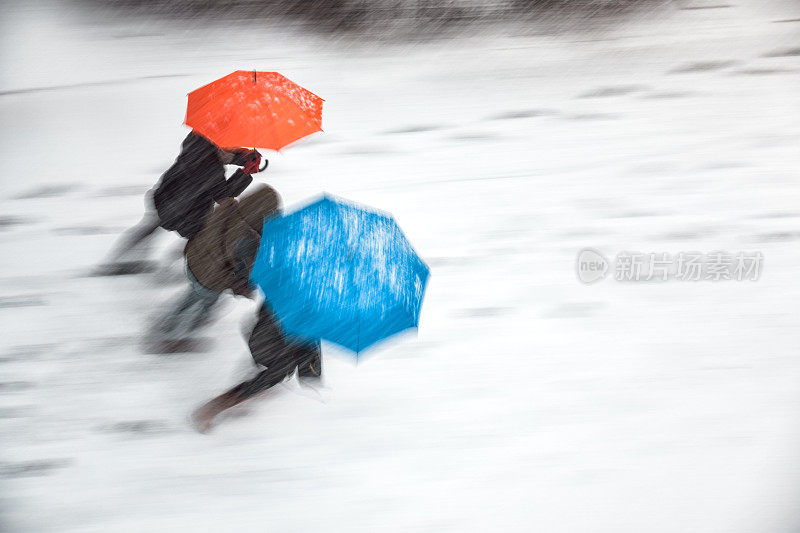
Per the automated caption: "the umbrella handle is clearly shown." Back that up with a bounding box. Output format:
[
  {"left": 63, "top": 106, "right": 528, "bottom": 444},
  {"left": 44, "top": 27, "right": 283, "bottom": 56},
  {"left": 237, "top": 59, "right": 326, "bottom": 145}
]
[{"left": 258, "top": 159, "right": 269, "bottom": 172}]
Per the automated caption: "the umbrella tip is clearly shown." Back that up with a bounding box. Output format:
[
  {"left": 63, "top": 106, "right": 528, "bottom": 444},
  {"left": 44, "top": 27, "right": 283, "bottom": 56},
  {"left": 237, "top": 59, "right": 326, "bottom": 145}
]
[{"left": 253, "top": 70, "right": 257, "bottom": 83}]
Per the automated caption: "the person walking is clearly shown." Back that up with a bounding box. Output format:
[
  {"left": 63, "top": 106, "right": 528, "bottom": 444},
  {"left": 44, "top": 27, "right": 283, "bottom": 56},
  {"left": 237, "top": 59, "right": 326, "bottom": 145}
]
[
  {"left": 148, "top": 183, "right": 279, "bottom": 348},
  {"left": 192, "top": 305, "right": 322, "bottom": 433},
  {"left": 99, "top": 131, "right": 263, "bottom": 274}
]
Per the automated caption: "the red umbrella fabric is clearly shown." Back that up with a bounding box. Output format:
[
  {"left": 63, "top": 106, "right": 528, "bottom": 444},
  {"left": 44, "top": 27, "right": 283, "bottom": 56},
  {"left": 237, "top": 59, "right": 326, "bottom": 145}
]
[{"left": 185, "top": 70, "right": 323, "bottom": 150}]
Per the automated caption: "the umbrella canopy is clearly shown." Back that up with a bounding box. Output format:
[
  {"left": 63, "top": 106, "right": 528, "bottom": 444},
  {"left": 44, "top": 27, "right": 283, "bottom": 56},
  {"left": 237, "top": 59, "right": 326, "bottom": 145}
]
[
  {"left": 250, "top": 195, "right": 430, "bottom": 354},
  {"left": 185, "top": 70, "right": 323, "bottom": 150}
]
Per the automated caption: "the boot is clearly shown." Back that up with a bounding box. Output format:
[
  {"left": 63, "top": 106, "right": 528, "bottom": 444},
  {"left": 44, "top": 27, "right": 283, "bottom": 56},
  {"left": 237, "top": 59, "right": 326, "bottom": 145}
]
[
  {"left": 297, "top": 351, "right": 322, "bottom": 387},
  {"left": 191, "top": 389, "right": 246, "bottom": 433}
]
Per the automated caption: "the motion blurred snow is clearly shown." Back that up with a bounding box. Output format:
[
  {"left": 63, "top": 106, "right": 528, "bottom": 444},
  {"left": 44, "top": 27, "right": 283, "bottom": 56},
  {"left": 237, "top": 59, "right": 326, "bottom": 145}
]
[
  {"left": 79, "top": 0, "right": 666, "bottom": 35},
  {"left": 1, "top": 0, "right": 799, "bottom": 531}
]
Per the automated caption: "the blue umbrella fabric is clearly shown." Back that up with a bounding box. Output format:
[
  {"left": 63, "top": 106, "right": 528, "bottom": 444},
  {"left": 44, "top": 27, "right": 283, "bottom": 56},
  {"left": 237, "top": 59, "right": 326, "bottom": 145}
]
[{"left": 250, "top": 194, "right": 429, "bottom": 353}]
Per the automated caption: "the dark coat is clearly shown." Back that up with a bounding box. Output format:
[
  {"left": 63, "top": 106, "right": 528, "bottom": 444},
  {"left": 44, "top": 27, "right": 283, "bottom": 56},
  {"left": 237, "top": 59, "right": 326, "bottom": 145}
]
[
  {"left": 243, "top": 304, "right": 321, "bottom": 393},
  {"left": 185, "top": 184, "right": 281, "bottom": 293},
  {"left": 153, "top": 132, "right": 252, "bottom": 239}
]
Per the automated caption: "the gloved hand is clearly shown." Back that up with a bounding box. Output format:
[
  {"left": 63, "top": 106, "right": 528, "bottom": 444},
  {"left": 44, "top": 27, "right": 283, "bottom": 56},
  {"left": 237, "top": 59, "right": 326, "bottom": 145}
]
[
  {"left": 230, "top": 149, "right": 265, "bottom": 175},
  {"left": 242, "top": 152, "right": 262, "bottom": 175}
]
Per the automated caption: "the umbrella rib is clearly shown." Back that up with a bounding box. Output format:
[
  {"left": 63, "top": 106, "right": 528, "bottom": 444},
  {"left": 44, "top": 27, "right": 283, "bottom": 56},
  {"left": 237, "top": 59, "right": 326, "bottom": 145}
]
[
  {"left": 275, "top": 90, "right": 321, "bottom": 149},
  {"left": 262, "top": 85, "right": 284, "bottom": 150},
  {"left": 276, "top": 86, "right": 299, "bottom": 150}
]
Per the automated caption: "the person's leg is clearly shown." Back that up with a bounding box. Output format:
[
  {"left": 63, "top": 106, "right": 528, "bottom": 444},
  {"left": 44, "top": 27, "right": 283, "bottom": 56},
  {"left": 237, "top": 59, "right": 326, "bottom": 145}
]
[
  {"left": 247, "top": 305, "right": 288, "bottom": 365},
  {"left": 191, "top": 356, "right": 296, "bottom": 433},
  {"left": 185, "top": 267, "right": 221, "bottom": 331},
  {"left": 150, "top": 285, "right": 202, "bottom": 343},
  {"left": 224, "top": 353, "right": 297, "bottom": 401},
  {"left": 150, "top": 268, "right": 220, "bottom": 344},
  {"left": 104, "top": 190, "right": 161, "bottom": 265},
  {"left": 192, "top": 305, "right": 294, "bottom": 431}
]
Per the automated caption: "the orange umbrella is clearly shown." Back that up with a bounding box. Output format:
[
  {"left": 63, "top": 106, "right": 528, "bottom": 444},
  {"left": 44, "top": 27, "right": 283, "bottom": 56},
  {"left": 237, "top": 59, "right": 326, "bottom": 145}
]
[{"left": 185, "top": 70, "right": 324, "bottom": 151}]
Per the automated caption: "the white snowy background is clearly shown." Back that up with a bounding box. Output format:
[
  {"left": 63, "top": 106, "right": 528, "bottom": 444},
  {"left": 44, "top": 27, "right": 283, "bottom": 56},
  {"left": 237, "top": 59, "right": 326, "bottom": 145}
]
[{"left": 1, "top": 0, "right": 799, "bottom": 531}]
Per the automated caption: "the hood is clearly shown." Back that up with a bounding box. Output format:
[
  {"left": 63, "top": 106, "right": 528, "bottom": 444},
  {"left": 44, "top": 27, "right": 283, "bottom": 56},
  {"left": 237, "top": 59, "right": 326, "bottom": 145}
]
[
  {"left": 237, "top": 184, "right": 282, "bottom": 233},
  {"left": 178, "top": 131, "right": 221, "bottom": 165}
]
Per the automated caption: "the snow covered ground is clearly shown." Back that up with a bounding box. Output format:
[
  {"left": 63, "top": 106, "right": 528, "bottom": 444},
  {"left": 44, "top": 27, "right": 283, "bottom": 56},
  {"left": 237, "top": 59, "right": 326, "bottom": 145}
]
[{"left": 1, "top": 0, "right": 799, "bottom": 531}]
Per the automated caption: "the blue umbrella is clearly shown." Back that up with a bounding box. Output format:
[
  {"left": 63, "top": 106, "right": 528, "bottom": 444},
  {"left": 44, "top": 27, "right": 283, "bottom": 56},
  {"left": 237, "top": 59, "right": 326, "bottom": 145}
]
[{"left": 250, "top": 194, "right": 430, "bottom": 353}]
